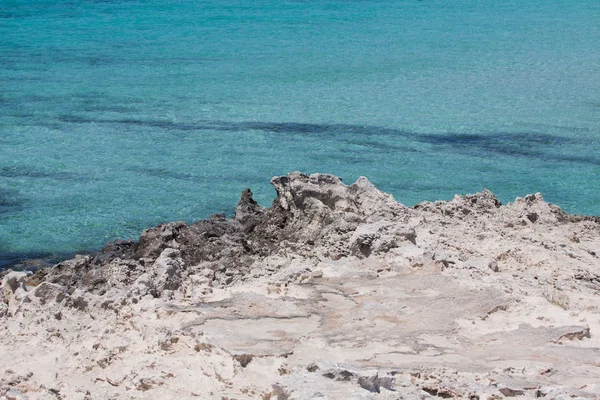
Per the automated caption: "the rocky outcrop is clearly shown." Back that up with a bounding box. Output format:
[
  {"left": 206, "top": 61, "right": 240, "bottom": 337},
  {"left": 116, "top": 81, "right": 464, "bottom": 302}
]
[
  {"left": 32, "top": 172, "right": 416, "bottom": 291},
  {"left": 1, "top": 172, "right": 600, "bottom": 399}
]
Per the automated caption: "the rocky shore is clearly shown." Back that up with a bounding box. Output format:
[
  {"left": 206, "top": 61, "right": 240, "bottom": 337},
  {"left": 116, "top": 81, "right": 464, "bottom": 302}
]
[{"left": 2, "top": 172, "right": 599, "bottom": 399}]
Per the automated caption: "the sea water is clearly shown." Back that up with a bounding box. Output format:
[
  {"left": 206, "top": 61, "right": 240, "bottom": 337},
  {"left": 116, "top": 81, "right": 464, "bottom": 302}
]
[{"left": 1, "top": 0, "right": 599, "bottom": 268}]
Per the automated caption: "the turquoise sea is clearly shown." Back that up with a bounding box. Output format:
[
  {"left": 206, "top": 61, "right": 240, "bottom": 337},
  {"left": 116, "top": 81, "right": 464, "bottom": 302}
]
[{"left": 1, "top": 0, "right": 599, "bottom": 269}]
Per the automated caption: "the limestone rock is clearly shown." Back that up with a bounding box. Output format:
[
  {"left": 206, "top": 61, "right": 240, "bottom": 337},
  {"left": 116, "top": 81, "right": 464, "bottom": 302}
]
[
  {"left": 1, "top": 271, "right": 28, "bottom": 304},
  {"left": 1, "top": 172, "right": 599, "bottom": 399},
  {"left": 32, "top": 282, "right": 67, "bottom": 305}
]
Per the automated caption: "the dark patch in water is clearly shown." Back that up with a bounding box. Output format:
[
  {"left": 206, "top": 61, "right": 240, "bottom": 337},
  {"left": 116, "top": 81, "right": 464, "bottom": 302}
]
[
  {"left": 0, "top": 73, "right": 45, "bottom": 81},
  {"left": 58, "top": 115, "right": 219, "bottom": 131},
  {"left": 13, "top": 94, "right": 59, "bottom": 103},
  {"left": 115, "top": 118, "right": 206, "bottom": 131},
  {"left": 57, "top": 114, "right": 96, "bottom": 124},
  {"left": 0, "top": 166, "right": 79, "bottom": 181},
  {"left": 418, "top": 132, "right": 599, "bottom": 165},
  {"left": 235, "top": 123, "right": 597, "bottom": 165},
  {"left": 52, "top": 115, "right": 599, "bottom": 165},
  {"left": 0, "top": 252, "right": 76, "bottom": 272},
  {"left": 73, "top": 91, "right": 109, "bottom": 100},
  {"left": 9, "top": 111, "right": 36, "bottom": 119},
  {"left": 238, "top": 121, "right": 339, "bottom": 134},
  {"left": 129, "top": 167, "right": 196, "bottom": 181},
  {"left": 81, "top": 104, "right": 138, "bottom": 113},
  {"left": 220, "top": 121, "right": 407, "bottom": 138},
  {"left": 0, "top": 12, "right": 26, "bottom": 19},
  {"left": 515, "top": 122, "right": 594, "bottom": 134},
  {"left": 338, "top": 137, "right": 420, "bottom": 153},
  {"left": 0, "top": 188, "right": 24, "bottom": 214},
  {"left": 421, "top": 132, "right": 572, "bottom": 147}
]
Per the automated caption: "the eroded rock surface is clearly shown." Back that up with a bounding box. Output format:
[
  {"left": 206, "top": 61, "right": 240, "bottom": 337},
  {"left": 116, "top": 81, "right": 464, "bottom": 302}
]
[{"left": 1, "top": 172, "right": 599, "bottom": 399}]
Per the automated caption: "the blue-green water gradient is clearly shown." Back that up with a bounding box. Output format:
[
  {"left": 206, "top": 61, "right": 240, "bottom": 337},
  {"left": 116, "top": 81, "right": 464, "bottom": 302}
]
[{"left": 1, "top": 0, "right": 599, "bottom": 264}]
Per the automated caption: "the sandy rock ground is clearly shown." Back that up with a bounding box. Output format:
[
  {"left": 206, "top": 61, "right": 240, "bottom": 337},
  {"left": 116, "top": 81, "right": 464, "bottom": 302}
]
[{"left": 1, "top": 172, "right": 599, "bottom": 399}]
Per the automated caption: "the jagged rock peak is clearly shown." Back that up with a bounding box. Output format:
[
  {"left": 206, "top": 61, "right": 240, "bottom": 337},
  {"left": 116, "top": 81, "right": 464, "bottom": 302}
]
[
  {"left": 270, "top": 172, "right": 407, "bottom": 220},
  {"left": 234, "top": 188, "right": 266, "bottom": 227}
]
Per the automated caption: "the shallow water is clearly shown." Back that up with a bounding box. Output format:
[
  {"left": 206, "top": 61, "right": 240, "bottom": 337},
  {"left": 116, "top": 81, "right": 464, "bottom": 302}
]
[{"left": 1, "top": 0, "right": 599, "bottom": 268}]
